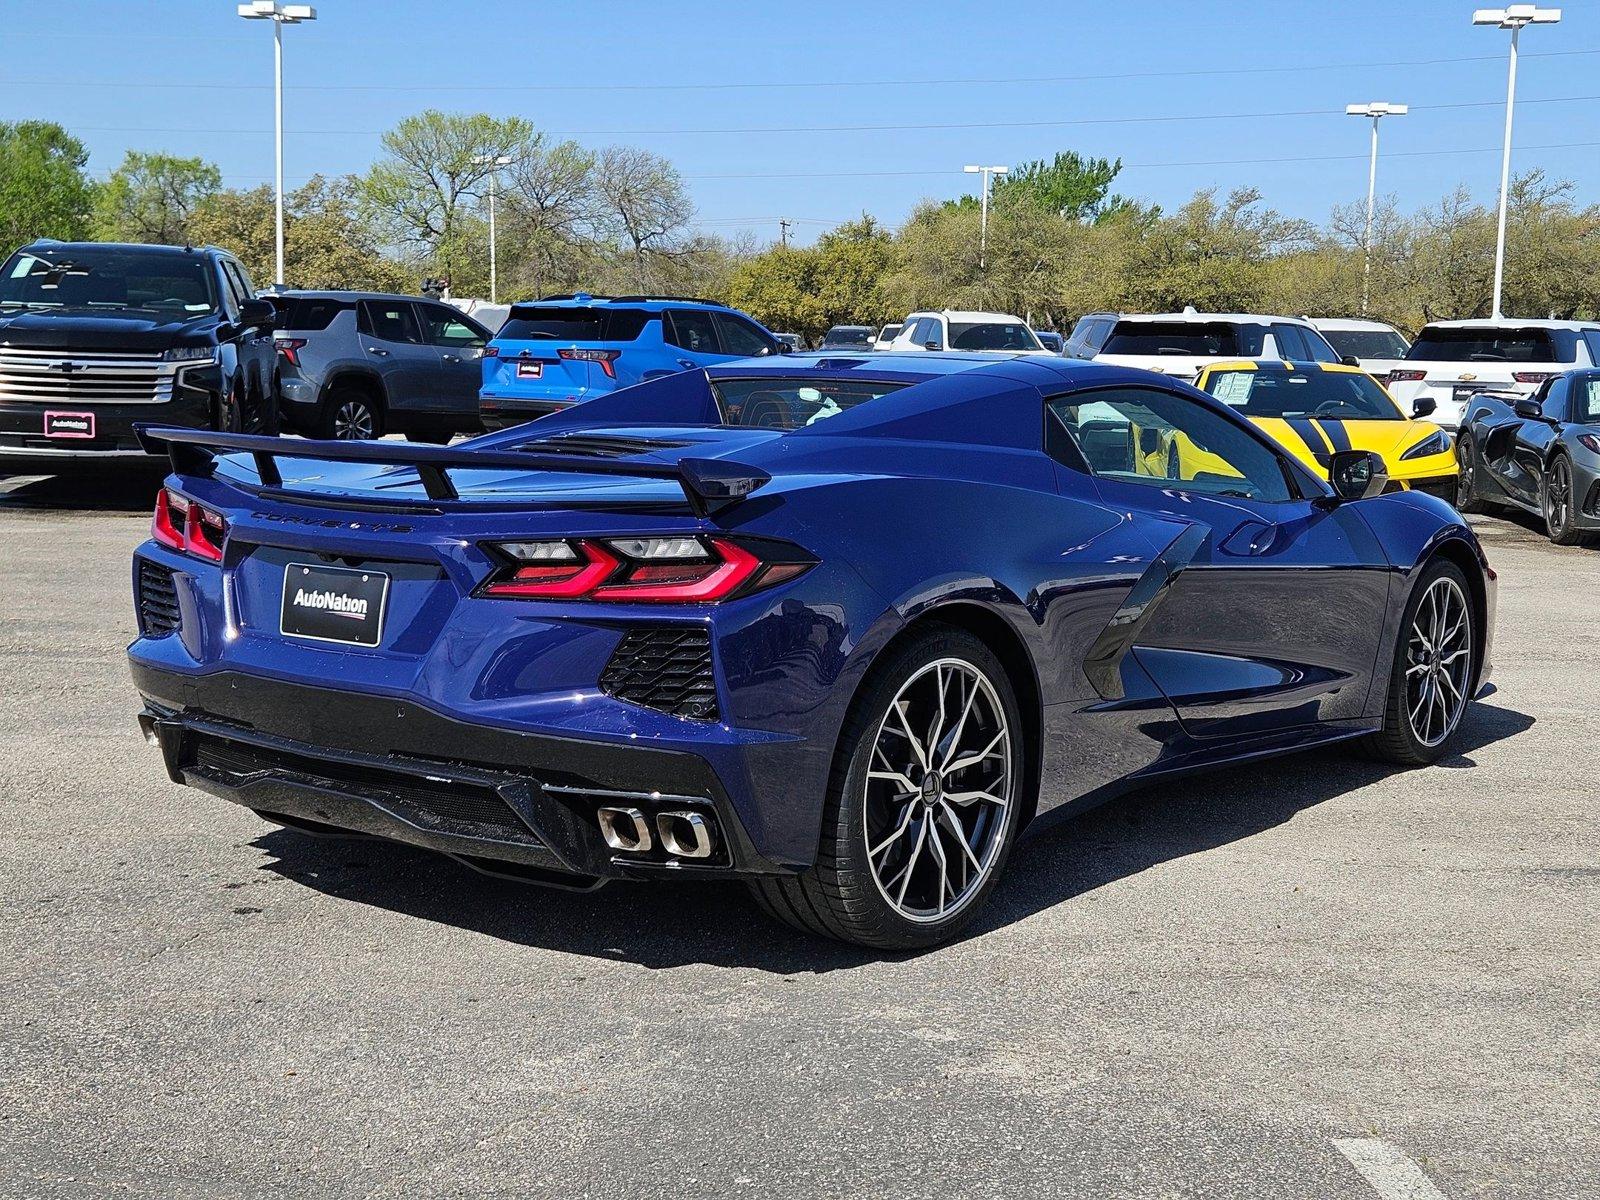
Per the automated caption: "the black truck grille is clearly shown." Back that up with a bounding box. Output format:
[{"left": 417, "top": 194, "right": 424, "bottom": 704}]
[
  {"left": 136, "top": 559, "right": 181, "bottom": 637},
  {"left": 600, "top": 627, "right": 718, "bottom": 720}
]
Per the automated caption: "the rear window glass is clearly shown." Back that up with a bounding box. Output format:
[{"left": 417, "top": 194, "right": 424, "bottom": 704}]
[
  {"left": 1321, "top": 329, "right": 1409, "bottom": 360},
  {"left": 712, "top": 377, "right": 907, "bottom": 430},
  {"left": 948, "top": 321, "right": 1041, "bottom": 351},
  {"left": 1405, "top": 327, "right": 1568, "bottom": 363},
  {"left": 497, "top": 306, "right": 651, "bottom": 343},
  {"left": 276, "top": 297, "right": 349, "bottom": 331},
  {"left": 1101, "top": 321, "right": 1262, "bottom": 357}
]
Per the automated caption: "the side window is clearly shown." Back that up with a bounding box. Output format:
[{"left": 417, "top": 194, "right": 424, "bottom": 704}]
[
  {"left": 1582, "top": 331, "right": 1600, "bottom": 366},
  {"left": 1271, "top": 323, "right": 1308, "bottom": 361},
  {"left": 360, "top": 301, "right": 422, "bottom": 344},
  {"left": 712, "top": 312, "right": 774, "bottom": 357},
  {"left": 1538, "top": 377, "right": 1568, "bottom": 422},
  {"left": 1046, "top": 386, "right": 1293, "bottom": 502},
  {"left": 419, "top": 303, "right": 486, "bottom": 347},
  {"left": 925, "top": 318, "right": 945, "bottom": 349},
  {"left": 216, "top": 261, "right": 245, "bottom": 316},
  {"left": 222, "top": 259, "right": 254, "bottom": 303},
  {"left": 666, "top": 309, "right": 719, "bottom": 354},
  {"left": 1302, "top": 327, "right": 1340, "bottom": 363},
  {"left": 231, "top": 259, "right": 257, "bottom": 296}
]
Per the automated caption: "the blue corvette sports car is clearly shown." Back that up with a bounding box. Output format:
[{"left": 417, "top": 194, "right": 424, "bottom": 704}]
[{"left": 129, "top": 353, "right": 1495, "bottom": 948}]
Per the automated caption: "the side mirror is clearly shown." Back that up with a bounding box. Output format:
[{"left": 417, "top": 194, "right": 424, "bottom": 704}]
[
  {"left": 237, "top": 298, "right": 276, "bottom": 330},
  {"left": 1327, "top": 449, "right": 1388, "bottom": 501},
  {"left": 923, "top": 340, "right": 941, "bottom": 351},
  {"left": 1340, "top": 354, "right": 1362, "bottom": 367},
  {"left": 1512, "top": 397, "right": 1543, "bottom": 420},
  {"left": 1411, "top": 396, "right": 1438, "bottom": 419}
]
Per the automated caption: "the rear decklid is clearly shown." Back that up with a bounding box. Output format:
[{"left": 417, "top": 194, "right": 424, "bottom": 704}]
[{"left": 483, "top": 303, "right": 655, "bottom": 402}]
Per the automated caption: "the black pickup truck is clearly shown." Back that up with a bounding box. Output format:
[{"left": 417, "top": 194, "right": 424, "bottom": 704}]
[{"left": 0, "top": 240, "right": 278, "bottom": 470}]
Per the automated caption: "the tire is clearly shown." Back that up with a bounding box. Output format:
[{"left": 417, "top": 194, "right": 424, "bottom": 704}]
[
  {"left": 1359, "top": 558, "right": 1475, "bottom": 765},
  {"left": 217, "top": 378, "right": 246, "bottom": 434},
  {"left": 747, "top": 625, "right": 1028, "bottom": 950},
  {"left": 1453, "top": 432, "right": 1486, "bottom": 514},
  {"left": 1542, "top": 453, "right": 1582, "bottom": 545},
  {"left": 313, "top": 387, "right": 383, "bottom": 440}
]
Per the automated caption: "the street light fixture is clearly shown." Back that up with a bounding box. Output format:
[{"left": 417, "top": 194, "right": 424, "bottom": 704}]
[
  {"left": 1345, "top": 102, "right": 1407, "bottom": 316},
  {"left": 963, "top": 164, "right": 1008, "bottom": 270},
  {"left": 1473, "top": 4, "right": 1561, "bottom": 318},
  {"left": 237, "top": 1, "right": 317, "bottom": 287},
  {"left": 471, "top": 154, "right": 514, "bottom": 304}
]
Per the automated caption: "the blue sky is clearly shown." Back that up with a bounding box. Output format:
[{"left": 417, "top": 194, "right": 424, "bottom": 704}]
[{"left": 4, "top": 0, "right": 1597, "bottom": 245}]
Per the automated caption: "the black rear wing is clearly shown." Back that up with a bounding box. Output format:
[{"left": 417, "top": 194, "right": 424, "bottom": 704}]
[{"left": 133, "top": 425, "right": 769, "bottom": 517}]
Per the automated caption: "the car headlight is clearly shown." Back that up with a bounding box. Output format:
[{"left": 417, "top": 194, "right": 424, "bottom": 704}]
[
  {"left": 163, "top": 347, "right": 216, "bottom": 363},
  {"left": 1400, "top": 429, "right": 1451, "bottom": 461}
]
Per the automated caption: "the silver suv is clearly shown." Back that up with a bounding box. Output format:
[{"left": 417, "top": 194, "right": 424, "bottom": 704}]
[{"left": 270, "top": 291, "right": 493, "bottom": 441}]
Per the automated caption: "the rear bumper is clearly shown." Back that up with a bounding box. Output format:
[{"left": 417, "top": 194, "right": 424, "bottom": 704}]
[
  {"left": 478, "top": 397, "right": 576, "bottom": 431},
  {"left": 130, "top": 660, "right": 786, "bottom": 886}
]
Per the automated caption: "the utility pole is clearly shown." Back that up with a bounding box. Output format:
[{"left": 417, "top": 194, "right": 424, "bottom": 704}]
[
  {"left": 963, "top": 165, "right": 1008, "bottom": 270},
  {"left": 779, "top": 219, "right": 792, "bottom": 249},
  {"left": 471, "top": 154, "right": 514, "bottom": 303}
]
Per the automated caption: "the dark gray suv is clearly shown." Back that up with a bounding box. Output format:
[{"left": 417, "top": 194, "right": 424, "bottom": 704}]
[{"left": 271, "top": 291, "right": 493, "bottom": 441}]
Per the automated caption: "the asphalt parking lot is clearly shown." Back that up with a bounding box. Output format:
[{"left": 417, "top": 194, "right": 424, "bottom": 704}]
[{"left": 0, "top": 468, "right": 1594, "bottom": 1200}]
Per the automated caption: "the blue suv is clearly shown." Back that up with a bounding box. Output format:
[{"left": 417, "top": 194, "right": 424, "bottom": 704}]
[{"left": 479, "top": 293, "right": 783, "bottom": 429}]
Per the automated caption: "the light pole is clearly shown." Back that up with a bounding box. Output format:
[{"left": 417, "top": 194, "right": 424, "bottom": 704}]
[
  {"left": 1345, "top": 102, "right": 1407, "bottom": 315},
  {"left": 471, "top": 154, "right": 513, "bottom": 303},
  {"left": 963, "top": 164, "right": 1008, "bottom": 269},
  {"left": 237, "top": 1, "right": 317, "bottom": 287},
  {"left": 1473, "top": 5, "right": 1561, "bottom": 319}
]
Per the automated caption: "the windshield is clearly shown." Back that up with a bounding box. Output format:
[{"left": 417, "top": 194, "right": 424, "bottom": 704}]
[
  {"left": 948, "top": 321, "right": 1041, "bottom": 351},
  {"left": 1102, "top": 321, "right": 1263, "bottom": 357},
  {"left": 821, "top": 327, "right": 873, "bottom": 347},
  {"left": 1322, "top": 329, "right": 1409, "bottom": 360},
  {"left": 713, "top": 376, "right": 907, "bottom": 430},
  {"left": 1203, "top": 368, "right": 1402, "bottom": 420},
  {"left": 1405, "top": 327, "right": 1569, "bottom": 363},
  {"left": 0, "top": 248, "right": 217, "bottom": 316}
]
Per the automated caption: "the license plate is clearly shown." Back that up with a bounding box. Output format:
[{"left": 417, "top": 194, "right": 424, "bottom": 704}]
[
  {"left": 280, "top": 563, "right": 389, "bottom": 647},
  {"left": 44, "top": 410, "right": 95, "bottom": 439},
  {"left": 1452, "top": 384, "right": 1487, "bottom": 402},
  {"left": 516, "top": 360, "right": 543, "bottom": 379}
]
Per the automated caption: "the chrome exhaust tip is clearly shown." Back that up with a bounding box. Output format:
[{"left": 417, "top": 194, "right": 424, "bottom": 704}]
[
  {"left": 656, "top": 810, "right": 714, "bottom": 859},
  {"left": 596, "top": 806, "right": 652, "bottom": 853}
]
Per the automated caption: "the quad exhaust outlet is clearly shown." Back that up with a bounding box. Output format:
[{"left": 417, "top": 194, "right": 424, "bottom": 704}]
[
  {"left": 596, "top": 806, "right": 651, "bottom": 853},
  {"left": 594, "top": 805, "right": 717, "bottom": 860},
  {"left": 655, "top": 810, "right": 714, "bottom": 859}
]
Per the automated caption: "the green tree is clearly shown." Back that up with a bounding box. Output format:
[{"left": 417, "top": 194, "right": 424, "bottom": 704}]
[
  {"left": 0, "top": 121, "right": 94, "bottom": 251},
  {"left": 92, "top": 150, "right": 220, "bottom": 244},
  {"left": 994, "top": 151, "right": 1129, "bottom": 222}
]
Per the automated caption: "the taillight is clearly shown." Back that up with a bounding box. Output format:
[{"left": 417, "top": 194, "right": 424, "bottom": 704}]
[
  {"left": 558, "top": 347, "right": 621, "bottom": 379},
  {"left": 1578, "top": 433, "right": 1600, "bottom": 454},
  {"left": 275, "top": 337, "right": 308, "bottom": 367},
  {"left": 1387, "top": 369, "right": 1426, "bottom": 383},
  {"left": 482, "top": 346, "right": 500, "bottom": 359},
  {"left": 1512, "top": 371, "right": 1554, "bottom": 384},
  {"left": 151, "top": 487, "right": 227, "bottom": 563},
  {"left": 478, "top": 536, "right": 811, "bottom": 603}
]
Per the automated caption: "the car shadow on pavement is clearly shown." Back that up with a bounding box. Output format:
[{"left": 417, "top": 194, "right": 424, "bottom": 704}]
[
  {"left": 249, "top": 700, "right": 1534, "bottom": 974},
  {"left": 0, "top": 468, "right": 165, "bottom": 512}
]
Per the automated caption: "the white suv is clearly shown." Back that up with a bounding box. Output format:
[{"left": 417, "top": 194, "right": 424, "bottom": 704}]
[
  {"left": 1065, "top": 308, "right": 1343, "bottom": 381},
  {"left": 1306, "top": 317, "right": 1410, "bottom": 378},
  {"left": 890, "top": 310, "right": 1051, "bottom": 354},
  {"left": 1385, "top": 318, "right": 1600, "bottom": 431}
]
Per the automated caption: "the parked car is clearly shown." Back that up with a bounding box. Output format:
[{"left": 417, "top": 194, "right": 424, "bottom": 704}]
[
  {"left": 889, "top": 310, "right": 1052, "bottom": 353},
  {"left": 1307, "top": 317, "right": 1410, "bottom": 378},
  {"left": 1193, "top": 359, "right": 1456, "bottom": 501},
  {"left": 271, "top": 291, "right": 493, "bottom": 441},
  {"left": 773, "top": 333, "right": 805, "bottom": 353},
  {"left": 0, "top": 239, "right": 276, "bottom": 469},
  {"left": 872, "top": 323, "right": 903, "bottom": 352},
  {"left": 1034, "top": 330, "right": 1065, "bottom": 354},
  {"left": 1456, "top": 367, "right": 1600, "bottom": 544},
  {"left": 130, "top": 354, "right": 1493, "bottom": 948},
  {"left": 819, "top": 324, "right": 876, "bottom": 350},
  {"left": 1385, "top": 318, "right": 1600, "bottom": 432},
  {"left": 1066, "top": 308, "right": 1343, "bottom": 381},
  {"left": 479, "top": 294, "right": 782, "bottom": 430}
]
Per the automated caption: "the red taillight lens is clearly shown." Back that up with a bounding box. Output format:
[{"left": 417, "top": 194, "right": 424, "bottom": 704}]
[
  {"left": 275, "top": 337, "right": 308, "bottom": 367},
  {"left": 1512, "top": 371, "right": 1554, "bottom": 384},
  {"left": 1387, "top": 369, "right": 1426, "bottom": 383},
  {"left": 558, "top": 347, "right": 621, "bottom": 379},
  {"left": 482, "top": 345, "right": 500, "bottom": 359},
  {"left": 1578, "top": 433, "right": 1600, "bottom": 454},
  {"left": 151, "top": 488, "right": 227, "bottom": 562},
  {"left": 479, "top": 537, "right": 810, "bottom": 604}
]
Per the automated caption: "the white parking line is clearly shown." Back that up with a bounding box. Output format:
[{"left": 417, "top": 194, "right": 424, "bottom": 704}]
[{"left": 1333, "top": 1137, "right": 1450, "bottom": 1200}]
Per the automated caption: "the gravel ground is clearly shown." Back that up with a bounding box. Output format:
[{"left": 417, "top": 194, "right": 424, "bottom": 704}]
[{"left": 0, "top": 469, "right": 1594, "bottom": 1199}]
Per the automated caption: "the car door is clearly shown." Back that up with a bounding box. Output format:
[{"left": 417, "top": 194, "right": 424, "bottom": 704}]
[
  {"left": 1047, "top": 384, "right": 1393, "bottom": 739},
  {"left": 416, "top": 301, "right": 489, "bottom": 414},
  {"left": 664, "top": 309, "right": 725, "bottom": 371},
  {"left": 357, "top": 300, "right": 436, "bottom": 412},
  {"left": 711, "top": 311, "right": 779, "bottom": 361}
]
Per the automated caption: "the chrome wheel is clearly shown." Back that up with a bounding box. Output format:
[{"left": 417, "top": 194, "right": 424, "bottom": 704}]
[
  {"left": 863, "top": 658, "right": 1015, "bottom": 924},
  {"left": 333, "top": 400, "right": 375, "bottom": 440},
  {"left": 1545, "top": 457, "right": 1572, "bottom": 536},
  {"left": 1404, "top": 576, "right": 1471, "bottom": 748}
]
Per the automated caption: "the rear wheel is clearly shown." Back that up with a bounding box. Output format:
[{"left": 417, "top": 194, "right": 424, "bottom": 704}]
[
  {"left": 748, "top": 627, "right": 1026, "bottom": 949},
  {"left": 314, "top": 387, "right": 383, "bottom": 440},
  {"left": 1360, "top": 559, "right": 1474, "bottom": 765},
  {"left": 1453, "top": 432, "right": 1486, "bottom": 513},
  {"left": 1543, "top": 453, "right": 1582, "bottom": 545}
]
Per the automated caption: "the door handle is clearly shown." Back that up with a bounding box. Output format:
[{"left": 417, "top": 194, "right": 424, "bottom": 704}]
[
  {"left": 367, "top": 347, "right": 390, "bottom": 357},
  {"left": 442, "top": 354, "right": 460, "bottom": 363}
]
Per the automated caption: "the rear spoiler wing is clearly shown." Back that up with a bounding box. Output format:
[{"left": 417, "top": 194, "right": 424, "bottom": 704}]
[{"left": 132, "top": 425, "right": 769, "bottom": 518}]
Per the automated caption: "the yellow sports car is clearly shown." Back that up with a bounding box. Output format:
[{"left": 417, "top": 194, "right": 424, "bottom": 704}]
[{"left": 1174, "top": 360, "right": 1458, "bottom": 499}]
